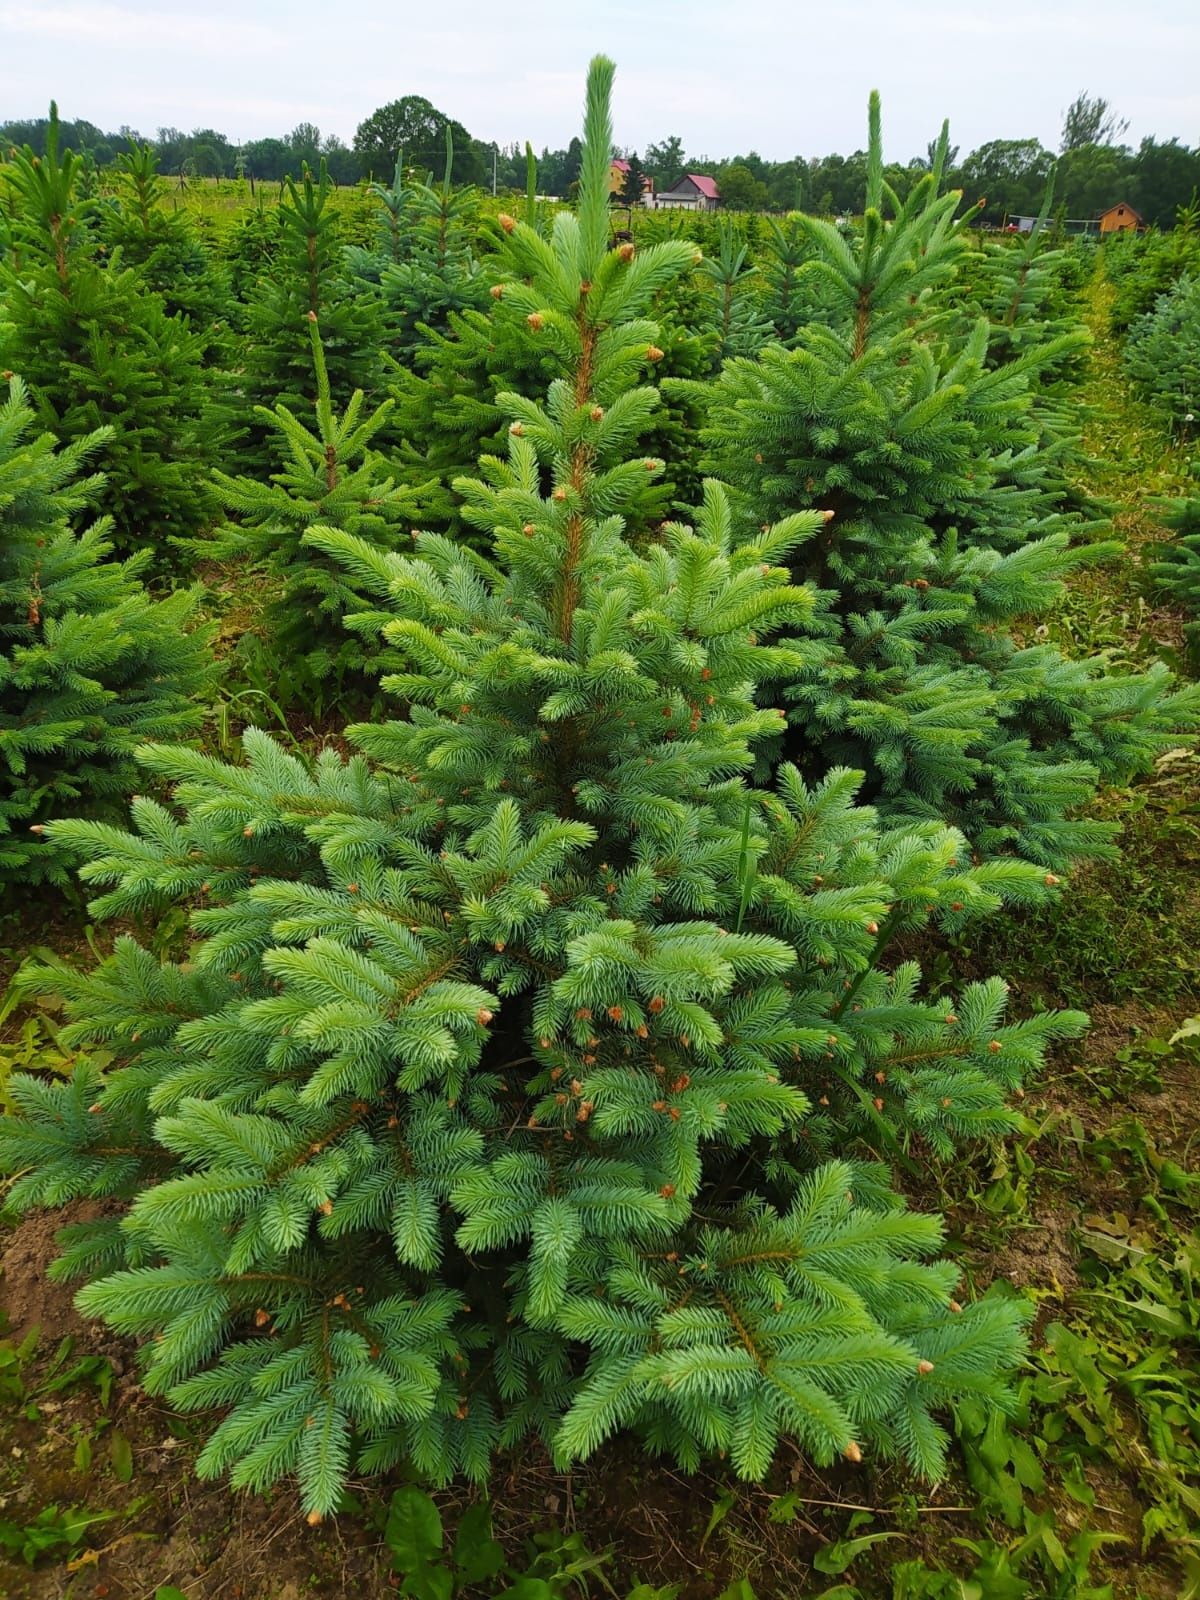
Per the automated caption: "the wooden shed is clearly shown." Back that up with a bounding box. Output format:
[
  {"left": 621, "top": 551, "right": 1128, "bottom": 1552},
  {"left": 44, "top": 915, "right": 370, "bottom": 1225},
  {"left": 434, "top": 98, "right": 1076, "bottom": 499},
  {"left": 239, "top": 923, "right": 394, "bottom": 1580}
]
[{"left": 1098, "top": 201, "right": 1143, "bottom": 234}]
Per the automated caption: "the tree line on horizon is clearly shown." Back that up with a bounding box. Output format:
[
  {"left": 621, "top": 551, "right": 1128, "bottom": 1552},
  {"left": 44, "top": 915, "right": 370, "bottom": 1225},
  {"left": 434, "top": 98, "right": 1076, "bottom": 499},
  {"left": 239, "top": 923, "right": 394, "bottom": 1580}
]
[{"left": 2, "top": 89, "right": 1196, "bottom": 225}]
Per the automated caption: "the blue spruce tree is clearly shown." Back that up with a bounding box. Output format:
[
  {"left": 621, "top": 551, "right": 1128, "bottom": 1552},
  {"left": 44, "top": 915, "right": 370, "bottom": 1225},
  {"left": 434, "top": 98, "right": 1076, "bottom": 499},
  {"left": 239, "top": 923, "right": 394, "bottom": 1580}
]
[{"left": 0, "top": 62, "right": 1082, "bottom": 1520}]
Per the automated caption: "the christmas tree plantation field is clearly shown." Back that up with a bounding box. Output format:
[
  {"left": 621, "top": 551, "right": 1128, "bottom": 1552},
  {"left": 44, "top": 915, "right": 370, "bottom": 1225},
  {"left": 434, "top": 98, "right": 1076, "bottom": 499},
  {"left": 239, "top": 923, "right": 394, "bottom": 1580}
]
[
  {"left": 0, "top": 258, "right": 1194, "bottom": 1600},
  {"left": 2, "top": 66, "right": 1200, "bottom": 1600}
]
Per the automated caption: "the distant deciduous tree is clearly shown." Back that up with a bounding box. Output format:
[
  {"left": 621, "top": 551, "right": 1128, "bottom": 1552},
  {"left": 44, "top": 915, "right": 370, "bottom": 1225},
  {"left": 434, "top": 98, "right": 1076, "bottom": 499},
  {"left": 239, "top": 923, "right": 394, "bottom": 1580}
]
[
  {"left": 718, "top": 162, "right": 770, "bottom": 211},
  {"left": 645, "top": 135, "right": 686, "bottom": 189},
  {"left": 958, "top": 138, "right": 1055, "bottom": 224},
  {"left": 1061, "top": 91, "right": 1129, "bottom": 153},
  {"left": 352, "top": 96, "right": 481, "bottom": 183}
]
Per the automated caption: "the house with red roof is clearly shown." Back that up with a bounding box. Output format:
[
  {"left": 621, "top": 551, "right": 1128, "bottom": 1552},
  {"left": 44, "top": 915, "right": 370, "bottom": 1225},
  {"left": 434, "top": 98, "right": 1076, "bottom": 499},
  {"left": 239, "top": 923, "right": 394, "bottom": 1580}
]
[{"left": 654, "top": 173, "right": 720, "bottom": 211}]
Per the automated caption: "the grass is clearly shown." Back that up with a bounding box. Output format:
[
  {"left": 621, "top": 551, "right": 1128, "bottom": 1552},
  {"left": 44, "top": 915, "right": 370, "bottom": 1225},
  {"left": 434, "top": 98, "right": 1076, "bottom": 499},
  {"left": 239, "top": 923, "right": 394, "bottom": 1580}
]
[{"left": 1, "top": 259, "right": 1199, "bottom": 1600}]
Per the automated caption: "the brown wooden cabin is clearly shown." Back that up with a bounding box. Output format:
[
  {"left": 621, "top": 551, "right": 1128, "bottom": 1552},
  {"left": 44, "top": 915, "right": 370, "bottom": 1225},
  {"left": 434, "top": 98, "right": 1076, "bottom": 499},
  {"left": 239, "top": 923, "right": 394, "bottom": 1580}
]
[{"left": 1098, "top": 201, "right": 1143, "bottom": 234}]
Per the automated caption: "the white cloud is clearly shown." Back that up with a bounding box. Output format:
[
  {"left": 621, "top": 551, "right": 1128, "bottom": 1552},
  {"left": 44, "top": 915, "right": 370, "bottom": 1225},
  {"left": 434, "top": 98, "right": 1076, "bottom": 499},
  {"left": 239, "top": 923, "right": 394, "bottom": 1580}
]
[
  {"left": 0, "top": 0, "right": 1196, "bottom": 156},
  {"left": 0, "top": 2, "right": 275, "bottom": 54}
]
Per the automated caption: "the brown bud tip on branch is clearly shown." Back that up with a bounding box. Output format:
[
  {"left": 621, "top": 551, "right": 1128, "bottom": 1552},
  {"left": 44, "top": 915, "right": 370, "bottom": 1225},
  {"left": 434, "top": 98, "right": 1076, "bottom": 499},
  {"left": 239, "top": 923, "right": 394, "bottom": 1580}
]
[
  {"left": 949, "top": 1299, "right": 963, "bottom": 1313},
  {"left": 944, "top": 1013, "right": 959, "bottom": 1026},
  {"left": 1044, "top": 873, "right": 1060, "bottom": 887},
  {"left": 28, "top": 824, "right": 45, "bottom": 834},
  {"left": 843, "top": 1442, "right": 863, "bottom": 1464},
  {"left": 823, "top": 509, "right": 836, "bottom": 522},
  {"left": 498, "top": 213, "right": 516, "bottom": 233},
  {"left": 306, "top": 1510, "right": 323, "bottom": 1526},
  {"left": 918, "top": 1359, "right": 935, "bottom": 1375},
  {"left": 590, "top": 405, "right": 604, "bottom": 421},
  {"left": 509, "top": 422, "right": 524, "bottom": 436},
  {"left": 306, "top": 310, "right": 317, "bottom": 322},
  {"left": 552, "top": 486, "right": 568, "bottom": 502},
  {"left": 988, "top": 1039, "right": 1001, "bottom": 1052},
  {"left": 254, "top": 1308, "right": 271, "bottom": 1327},
  {"left": 527, "top": 312, "right": 544, "bottom": 330},
  {"left": 866, "top": 920, "right": 879, "bottom": 935},
  {"left": 476, "top": 1008, "right": 494, "bottom": 1026},
  {"left": 646, "top": 345, "right": 664, "bottom": 362},
  {"left": 490, "top": 284, "right": 504, "bottom": 299},
  {"left": 618, "top": 241, "right": 635, "bottom": 262}
]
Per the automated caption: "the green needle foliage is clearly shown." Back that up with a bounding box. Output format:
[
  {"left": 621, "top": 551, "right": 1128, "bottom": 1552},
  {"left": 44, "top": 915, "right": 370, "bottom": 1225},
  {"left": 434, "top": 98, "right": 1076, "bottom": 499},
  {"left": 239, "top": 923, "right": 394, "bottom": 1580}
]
[
  {"left": 209, "top": 314, "right": 441, "bottom": 712},
  {"left": 1149, "top": 478, "right": 1200, "bottom": 660},
  {"left": 0, "top": 106, "right": 216, "bottom": 564},
  {"left": 1124, "top": 273, "right": 1200, "bottom": 432},
  {"left": 98, "top": 143, "right": 230, "bottom": 333},
  {"left": 347, "top": 135, "right": 492, "bottom": 359},
  {"left": 0, "top": 61, "right": 1081, "bottom": 1520},
  {"left": 694, "top": 219, "right": 774, "bottom": 361},
  {"left": 234, "top": 161, "right": 386, "bottom": 472},
  {"left": 0, "top": 377, "right": 209, "bottom": 886},
  {"left": 694, "top": 99, "right": 1200, "bottom": 867},
  {"left": 387, "top": 244, "right": 705, "bottom": 539},
  {"left": 959, "top": 174, "right": 1089, "bottom": 383}
]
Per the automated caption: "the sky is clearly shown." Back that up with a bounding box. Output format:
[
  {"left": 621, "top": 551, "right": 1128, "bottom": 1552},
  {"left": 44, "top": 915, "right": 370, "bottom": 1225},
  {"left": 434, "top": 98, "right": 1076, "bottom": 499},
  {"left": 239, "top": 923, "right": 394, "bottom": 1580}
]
[{"left": 1, "top": 0, "right": 1197, "bottom": 162}]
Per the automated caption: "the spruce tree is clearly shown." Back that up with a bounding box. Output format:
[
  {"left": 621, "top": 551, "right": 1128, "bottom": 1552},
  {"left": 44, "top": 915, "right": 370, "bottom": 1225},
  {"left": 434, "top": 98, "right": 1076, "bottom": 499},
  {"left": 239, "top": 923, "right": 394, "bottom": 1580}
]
[
  {"left": 962, "top": 176, "right": 1088, "bottom": 383},
  {"left": 387, "top": 249, "right": 708, "bottom": 538},
  {"left": 761, "top": 214, "right": 821, "bottom": 344},
  {"left": 0, "top": 107, "right": 215, "bottom": 563},
  {"left": 694, "top": 100, "right": 1200, "bottom": 867},
  {"left": 695, "top": 219, "right": 774, "bottom": 361},
  {"left": 235, "top": 161, "right": 385, "bottom": 471},
  {"left": 0, "top": 61, "right": 1077, "bottom": 1520},
  {"left": 0, "top": 377, "right": 210, "bottom": 886},
  {"left": 1105, "top": 204, "right": 1200, "bottom": 335},
  {"left": 1149, "top": 478, "right": 1200, "bottom": 657},
  {"left": 219, "top": 198, "right": 284, "bottom": 311},
  {"left": 1124, "top": 273, "right": 1200, "bottom": 431},
  {"left": 209, "top": 314, "right": 441, "bottom": 712},
  {"left": 98, "top": 143, "right": 230, "bottom": 333},
  {"left": 347, "top": 136, "right": 491, "bottom": 360}
]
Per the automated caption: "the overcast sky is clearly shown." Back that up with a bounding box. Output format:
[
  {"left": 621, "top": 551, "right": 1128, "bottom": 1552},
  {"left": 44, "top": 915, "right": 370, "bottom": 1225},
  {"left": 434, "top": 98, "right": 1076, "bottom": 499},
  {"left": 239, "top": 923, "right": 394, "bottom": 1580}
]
[{"left": 1, "top": 0, "right": 1197, "bottom": 161}]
